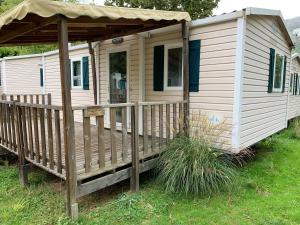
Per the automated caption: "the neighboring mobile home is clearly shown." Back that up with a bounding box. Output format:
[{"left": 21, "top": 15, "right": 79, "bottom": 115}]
[
  {"left": 0, "top": 54, "right": 43, "bottom": 95},
  {"left": 288, "top": 54, "right": 300, "bottom": 120},
  {"left": 0, "top": 7, "right": 296, "bottom": 153}
]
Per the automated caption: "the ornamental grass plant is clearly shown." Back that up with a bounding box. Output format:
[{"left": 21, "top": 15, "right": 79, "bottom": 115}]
[{"left": 156, "top": 113, "right": 237, "bottom": 196}]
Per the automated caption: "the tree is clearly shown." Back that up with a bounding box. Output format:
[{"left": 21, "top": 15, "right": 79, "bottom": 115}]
[{"left": 104, "top": 0, "right": 220, "bottom": 19}]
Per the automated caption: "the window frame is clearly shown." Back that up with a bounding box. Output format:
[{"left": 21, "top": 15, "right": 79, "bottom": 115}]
[
  {"left": 71, "top": 57, "right": 83, "bottom": 89},
  {"left": 164, "top": 43, "right": 184, "bottom": 91},
  {"left": 272, "top": 51, "right": 285, "bottom": 93}
]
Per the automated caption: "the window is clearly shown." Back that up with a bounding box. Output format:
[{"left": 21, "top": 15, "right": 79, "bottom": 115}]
[
  {"left": 272, "top": 53, "right": 285, "bottom": 92},
  {"left": 71, "top": 59, "right": 82, "bottom": 88},
  {"left": 164, "top": 43, "right": 183, "bottom": 90},
  {"left": 294, "top": 74, "right": 298, "bottom": 95}
]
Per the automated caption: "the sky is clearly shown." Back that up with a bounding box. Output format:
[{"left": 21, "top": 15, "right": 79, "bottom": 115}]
[{"left": 80, "top": 0, "right": 300, "bottom": 20}]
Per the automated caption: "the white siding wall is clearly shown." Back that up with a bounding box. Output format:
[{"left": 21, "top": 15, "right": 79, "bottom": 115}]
[
  {"left": 240, "top": 15, "right": 291, "bottom": 149},
  {"left": 189, "top": 20, "right": 238, "bottom": 150},
  {"left": 44, "top": 47, "right": 94, "bottom": 107},
  {"left": 288, "top": 57, "right": 300, "bottom": 120},
  {"left": 4, "top": 56, "right": 43, "bottom": 95},
  {"left": 0, "top": 60, "right": 4, "bottom": 95}
]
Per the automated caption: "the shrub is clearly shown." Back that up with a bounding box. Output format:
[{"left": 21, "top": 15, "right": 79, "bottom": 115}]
[{"left": 156, "top": 113, "right": 237, "bottom": 196}]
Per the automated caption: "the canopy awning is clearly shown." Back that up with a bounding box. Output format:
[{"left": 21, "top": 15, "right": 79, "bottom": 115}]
[{"left": 0, "top": 0, "right": 191, "bottom": 46}]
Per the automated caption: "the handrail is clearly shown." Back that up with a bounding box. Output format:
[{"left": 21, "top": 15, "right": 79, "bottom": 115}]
[
  {"left": 0, "top": 100, "right": 187, "bottom": 110},
  {"left": 14, "top": 102, "right": 62, "bottom": 110},
  {"left": 72, "top": 100, "right": 187, "bottom": 110},
  {"left": 72, "top": 102, "right": 135, "bottom": 110},
  {"left": 139, "top": 100, "right": 188, "bottom": 106}
]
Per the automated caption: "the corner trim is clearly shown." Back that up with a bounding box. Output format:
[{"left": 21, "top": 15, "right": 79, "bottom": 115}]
[
  {"left": 232, "top": 16, "right": 246, "bottom": 152},
  {"left": 138, "top": 36, "right": 145, "bottom": 101},
  {"left": 2, "top": 60, "right": 6, "bottom": 93}
]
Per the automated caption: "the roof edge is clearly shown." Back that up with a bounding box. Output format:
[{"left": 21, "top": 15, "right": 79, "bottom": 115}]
[
  {"left": 1, "top": 43, "right": 89, "bottom": 61},
  {"left": 245, "top": 7, "right": 294, "bottom": 48},
  {"left": 191, "top": 10, "right": 244, "bottom": 27}
]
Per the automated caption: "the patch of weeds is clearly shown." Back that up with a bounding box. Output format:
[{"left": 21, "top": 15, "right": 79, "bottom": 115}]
[
  {"left": 29, "top": 170, "right": 48, "bottom": 186},
  {"left": 256, "top": 135, "right": 281, "bottom": 152},
  {"left": 290, "top": 118, "right": 300, "bottom": 139},
  {"left": 112, "top": 193, "right": 149, "bottom": 221},
  {"left": 0, "top": 159, "right": 9, "bottom": 166}
]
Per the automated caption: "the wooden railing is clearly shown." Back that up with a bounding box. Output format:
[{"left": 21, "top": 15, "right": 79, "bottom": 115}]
[
  {"left": 75, "top": 100, "right": 188, "bottom": 181},
  {"left": 1, "top": 93, "right": 51, "bottom": 105},
  {"left": 0, "top": 99, "right": 188, "bottom": 184},
  {"left": 0, "top": 98, "right": 65, "bottom": 179}
]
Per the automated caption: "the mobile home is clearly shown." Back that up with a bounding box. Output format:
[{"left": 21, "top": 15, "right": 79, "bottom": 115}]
[
  {"left": 0, "top": 8, "right": 295, "bottom": 153},
  {"left": 0, "top": 0, "right": 297, "bottom": 218}
]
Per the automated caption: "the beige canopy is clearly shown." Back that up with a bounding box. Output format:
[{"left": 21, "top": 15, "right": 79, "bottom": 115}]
[{"left": 0, "top": 0, "right": 191, "bottom": 45}]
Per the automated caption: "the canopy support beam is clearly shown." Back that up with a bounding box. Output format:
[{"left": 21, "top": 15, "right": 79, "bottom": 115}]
[
  {"left": 57, "top": 17, "right": 78, "bottom": 219},
  {"left": 182, "top": 21, "right": 190, "bottom": 135},
  {"left": 88, "top": 42, "right": 98, "bottom": 105},
  {"left": 0, "top": 16, "right": 58, "bottom": 45}
]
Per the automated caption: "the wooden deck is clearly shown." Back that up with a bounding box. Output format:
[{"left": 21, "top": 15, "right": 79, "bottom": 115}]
[
  {"left": 0, "top": 98, "right": 187, "bottom": 205},
  {"left": 40, "top": 119, "right": 161, "bottom": 180}
]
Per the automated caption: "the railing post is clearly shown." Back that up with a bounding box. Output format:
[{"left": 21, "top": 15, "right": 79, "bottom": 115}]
[
  {"left": 58, "top": 17, "right": 78, "bottom": 219},
  {"left": 47, "top": 93, "right": 52, "bottom": 105},
  {"left": 130, "top": 102, "right": 140, "bottom": 192},
  {"left": 182, "top": 21, "right": 190, "bottom": 136},
  {"left": 15, "top": 101, "right": 30, "bottom": 186}
]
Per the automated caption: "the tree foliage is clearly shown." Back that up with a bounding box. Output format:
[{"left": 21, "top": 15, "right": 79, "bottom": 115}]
[
  {"left": 0, "top": 0, "right": 78, "bottom": 57},
  {"left": 104, "top": 0, "right": 220, "bottom": 19}
]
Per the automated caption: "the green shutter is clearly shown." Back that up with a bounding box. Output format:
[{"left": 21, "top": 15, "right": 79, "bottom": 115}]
[
  {"left": 189, "top": 40, "right": 201, "bottom": 92},
  {"left": 290, "top": 73, "right": 294, "bottom": 94},
  {"left": 153, "top": 45, "right": 164, "bottom": 91},
  {"left": 40, "top": 68, "right": 44, "bottom": 87},
  {"left": 268, "top": 48, "right": 275, "bottom": 93},
  {"left": 69, "top": 59, "right": 72, "bottom": 90},
  {"left": 282, "top": 56, "right": 287, "bottom": 93},
  {"left": 295, "top": 74, "right": 298, "bottom": 95},
  {"left": 293, "top": 73, "right": 296, "bottom": 95},
  {"left": 295, "top": 73, "right": 300, "bottom": 95},
  {"left": 82, "top": 56, "right": 89, "bottom": 90}
]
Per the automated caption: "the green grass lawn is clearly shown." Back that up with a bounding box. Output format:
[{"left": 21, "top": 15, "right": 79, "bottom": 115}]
[{"left": 1, "top": 129, "right": 300, "bottom": 225}]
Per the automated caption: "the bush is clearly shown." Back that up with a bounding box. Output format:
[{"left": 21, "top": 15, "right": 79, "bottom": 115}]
[{"left": 156, "top": 113, "right": 237, "bottom": 196}]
